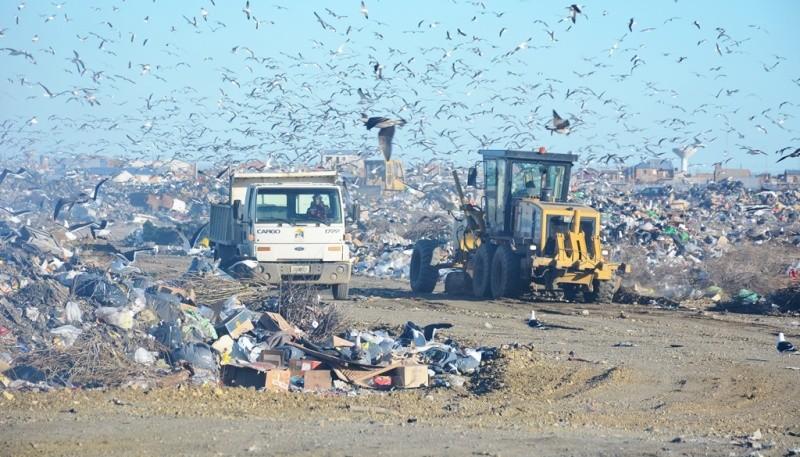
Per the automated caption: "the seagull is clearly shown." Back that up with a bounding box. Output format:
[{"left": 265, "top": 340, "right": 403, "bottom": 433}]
[
  {"left": 361, "top": 114, "right": 406, "bottom": 161},
  {"left": 546, "top": 109, "right": 571, "bottom": 135},
  {"left": 359, "top": 1, "right": 368, "bottom": 19},
  {"left": 777, "top": 147, "right": 800, "bottom": 163},
  {"left": 89, "top": 219, "right": 111, "bottom": 239},
  {"left": 528, "top": 310, "right": 545, "bottom": 328},
  {"left": 112, "top": 246, "right": 156, "bottom": 265},
  {"left": 777, "top": 332, "right": 797, "bottom": 355},
  {"left": 0, "top": 167, "right": 28, "bottom": 186},
  {"left": 567, "top": 4, "right": 583, "bottom": 23},
  {"left": 357, "top": 87, "right": 373, "bottom": 104},
  {"left": 177, "top": 222, "right": 209, "bottom": 255},
  {"left": 52, "top": 177, "right": 109, "bottom": 220},
  {"left": 422, "top": 322, "right": 453, "bottom": 341}
]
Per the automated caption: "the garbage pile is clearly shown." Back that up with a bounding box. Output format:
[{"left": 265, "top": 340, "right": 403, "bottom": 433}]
[
  {"left": 0, "top": 237, "right": 494, "bottom": 393},
  {"left": 345, "top": 176, "right": 800, "bottom": 313}
]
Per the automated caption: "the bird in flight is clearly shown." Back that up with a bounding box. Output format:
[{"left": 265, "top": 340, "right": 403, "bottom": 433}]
[
  {"left": 546, "top": 110, "right": 571, "bottom": 135},
  {"left": 361, "top": 114, "right": 406, "bottom": 161},
  {"left": 0, "top": 167, "right": 28, "bottom": 186},
  {"left": 777, "top": 147, "right": 800, "bottom": 163},
  {"left": 53, "top": 177, "right": 109, "bottom": 220}
]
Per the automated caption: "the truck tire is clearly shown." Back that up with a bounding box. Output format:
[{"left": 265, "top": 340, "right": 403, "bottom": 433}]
[
  {"left": 472, "top": 243, "right": 496, "bottom": 298},
  {"left": 490, "top": 244, "right": 522, "bottom": 299},
  {"left": 586, "top": 279, "right": 615, "bottom": 304},
  {"left": 444, "top": 270, "right": 472, "bottom": 295},
  {"left": 332, "top": 283, "right": 349, "bottom": 300},
  {"left": 410, "top": 240, "right": 439, "bottom": 293},
  {"left": 215, "top": 245, "right": 236, "bottom": 270}
]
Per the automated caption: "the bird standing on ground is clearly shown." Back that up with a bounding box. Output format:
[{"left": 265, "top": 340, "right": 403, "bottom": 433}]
[
  {"left": 777, "top": 332, "right": 797, "bottom": 354},
  {"left": 528, "top": 310, "right": 545, "bottom": 328},
  {"left": 546, "top": 110, "right": 571, "bottom": 135},
  {"left": 361, "top": 114, "right": 406, "bottom": 161}
]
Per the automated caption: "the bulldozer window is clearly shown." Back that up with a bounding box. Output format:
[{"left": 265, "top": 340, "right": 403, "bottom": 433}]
[{"left": 579, "top": 217, "right": 597, "bottom": 257}]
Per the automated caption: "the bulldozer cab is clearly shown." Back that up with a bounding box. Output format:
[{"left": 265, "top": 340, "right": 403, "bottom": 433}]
[
  {"left": 477, "top": 149, "right": 577, "bottom": 236},
  {"left": 364, "top": 159, "right": 405, "bottom": 192}
]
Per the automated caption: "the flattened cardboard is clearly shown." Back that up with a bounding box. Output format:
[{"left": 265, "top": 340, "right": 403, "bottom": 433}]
[
  {"left": 258, "top": 312, "right": 295, "bottom": 333},
  {"left": 302, "top": 369, "right": 332, "bottom": 391}
]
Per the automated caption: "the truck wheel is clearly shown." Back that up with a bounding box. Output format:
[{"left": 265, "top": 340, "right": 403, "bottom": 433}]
[
  {"left": 586, "top": 279, "right": 615, "bottom": 304},
  {"left": 444, "top": 271, "right": 472, "bottom": 294},
  {"left": 562, "top": 284, "right": 583, "bottom": 302},
  {"left": 472, "top": 243, "right": 496, "bottom": 298},
  {"left": 332, "top": 283, "right": 349, "bottom": 300},
  {"left": 215, "top": 245, "right": 236, "bottom": 270},
  {"left": 490, "top": 244, "right": 522, "bottom": 299},
  {"left": 409, "top": 240, "right": 439, "bottom": 293}
]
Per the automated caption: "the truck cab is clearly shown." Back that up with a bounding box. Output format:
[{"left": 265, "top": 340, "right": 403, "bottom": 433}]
[{"left": 209, "top": 171, "right": 352, "bottom": 299}]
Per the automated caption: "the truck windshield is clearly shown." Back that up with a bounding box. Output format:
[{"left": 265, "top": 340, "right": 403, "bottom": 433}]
[{"left": 255, "top": 188, "right": 342, "bottom": 224}]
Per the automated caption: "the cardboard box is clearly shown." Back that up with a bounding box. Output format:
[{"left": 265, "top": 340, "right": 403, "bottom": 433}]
[
  {"left": 302, "top": 369, "right": 332, "bottom": 391},
  {"left": 215, "top": 310, "right": 254, "bottom": 340},
  {"left": 324, "top": 335, "right": 354, "bottom": 348},
  {"left": 392, "top": 365, "right": 429, "bottom": 388},
  {"left": 259, "top": 349, "right": 285, "bottom": 367},
  {"left": 221, "top": 363, "right": 290, "bottom": 392},
  {"left": 289, "top": 358, "right": 322, "bottom": 376},
  {"left": 258, "top": 312, "right": 295, "bottom": 333}
]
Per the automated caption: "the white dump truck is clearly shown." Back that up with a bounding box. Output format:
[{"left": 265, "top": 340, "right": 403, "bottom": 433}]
[{"left": 208, "top": 171, "right": 352, "bottom": 299}]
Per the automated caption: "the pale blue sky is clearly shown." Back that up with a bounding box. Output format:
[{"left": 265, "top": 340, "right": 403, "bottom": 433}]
[{"left": 1, "top": 1, "right": 798, "bottom": 173}]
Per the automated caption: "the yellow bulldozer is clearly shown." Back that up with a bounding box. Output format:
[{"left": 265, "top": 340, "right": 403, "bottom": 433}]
[
  {"left": 409, "top": 149, "right": 628, "bottom": 303},
  {"left": 363, "top": 159, "right": 405, "bottom": 192}
]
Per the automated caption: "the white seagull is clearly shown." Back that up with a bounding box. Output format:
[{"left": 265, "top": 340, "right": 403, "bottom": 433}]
[
  {"left": 528, "top": 310, "right": 545, "bottom": 328},
  {"left": 777, "top": 332, "right": 797, "bottom": 355}
]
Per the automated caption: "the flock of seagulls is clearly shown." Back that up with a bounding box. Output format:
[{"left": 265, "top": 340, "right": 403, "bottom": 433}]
[{"left": 0, "top": 2, "right": 795, "bottom": 173}]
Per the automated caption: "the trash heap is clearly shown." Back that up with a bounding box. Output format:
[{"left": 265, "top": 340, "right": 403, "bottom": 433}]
[
  {"left": 0, "top": 240, "right": 493, "bottom": 393},
  {"left": 346, "top": 176, "right": 800, "bottom": 312}
]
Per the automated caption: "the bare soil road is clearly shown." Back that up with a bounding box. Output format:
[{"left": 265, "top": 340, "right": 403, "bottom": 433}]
[{"left": 2, "top": 272, "right": 799, "bottom": 457}]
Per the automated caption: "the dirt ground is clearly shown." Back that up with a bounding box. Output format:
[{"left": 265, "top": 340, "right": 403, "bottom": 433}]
[{"left": 2, "top": 259, "right": 800, "bottom": 456}]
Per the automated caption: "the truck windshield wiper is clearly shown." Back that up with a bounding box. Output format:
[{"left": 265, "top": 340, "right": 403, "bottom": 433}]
[
  {"left": 306, "top": 216, "right": 331, "bottom": 226},
  {"left": 265, "top": 218, "right": 296, "bottom": 226}
]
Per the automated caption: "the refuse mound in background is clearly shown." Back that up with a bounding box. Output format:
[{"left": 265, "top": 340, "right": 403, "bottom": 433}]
[
  {"left": 613, "top": 286, "right": 681, "bottom": 308},
  {"left": 769, "top": 283, "right": 800, "bottom": 313}
]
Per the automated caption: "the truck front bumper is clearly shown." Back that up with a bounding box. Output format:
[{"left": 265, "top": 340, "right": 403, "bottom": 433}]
[{"left": 257, "top": 261, "right": 352, "bottom": 285}]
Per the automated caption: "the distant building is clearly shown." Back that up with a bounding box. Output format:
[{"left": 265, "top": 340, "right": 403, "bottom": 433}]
[
  {"left": 320, "top": 150, "right": 362, "bottom": 175},
  {"left": 782, "top": 170, "right": 800, "bottom": 185},
  {"left": 626, "top": 159, "right": 674, "bottom": 184}
]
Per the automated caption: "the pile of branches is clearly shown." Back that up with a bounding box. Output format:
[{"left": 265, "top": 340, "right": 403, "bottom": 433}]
[
  {"left": 11, "top": 326, "right": 159, "bottom": 388},
  {"left": 271, "top": 280, "right": 347, "bottom": 342}
]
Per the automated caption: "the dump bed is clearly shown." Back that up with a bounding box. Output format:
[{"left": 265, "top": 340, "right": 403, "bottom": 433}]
[{"left": 228, "top": 171, "right": 337, "bottom": 203}]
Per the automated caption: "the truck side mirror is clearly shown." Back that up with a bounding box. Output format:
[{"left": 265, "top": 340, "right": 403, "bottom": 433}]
[
  {"left": 232, "top": 199, "right": 242, "bottom": 220},
  {"left": 467, "top": 167, "right": 477, "bottom": 187}
]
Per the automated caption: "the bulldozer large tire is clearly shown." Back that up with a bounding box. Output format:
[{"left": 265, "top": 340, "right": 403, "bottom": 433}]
[
  {"left": 586, "top": 279, "right": 615, "bottom": 304},
  {"left": 490, "top": 244, "right": 522, "bottom": 299},
  {"left": 472, "top": 243, "right": 496, "bottom": 298},
  {"left": 409, "top": 240, "right": 439, "bottom": 293},
  {"left": 444, "top": 271, "right": 472, "bottom": 294}
]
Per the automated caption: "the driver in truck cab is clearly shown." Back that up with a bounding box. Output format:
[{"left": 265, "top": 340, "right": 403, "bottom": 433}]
[{"left": 307, "top": 194, "right": 329, "bottom": 218}]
